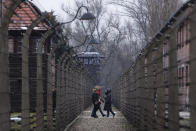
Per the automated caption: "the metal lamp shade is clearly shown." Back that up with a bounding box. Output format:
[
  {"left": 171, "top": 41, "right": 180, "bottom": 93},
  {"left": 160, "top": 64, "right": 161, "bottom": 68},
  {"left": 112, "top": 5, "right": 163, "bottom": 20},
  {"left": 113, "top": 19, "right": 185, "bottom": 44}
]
[{"left": 80, "top": 12, "right": 96, "bottom": 20}]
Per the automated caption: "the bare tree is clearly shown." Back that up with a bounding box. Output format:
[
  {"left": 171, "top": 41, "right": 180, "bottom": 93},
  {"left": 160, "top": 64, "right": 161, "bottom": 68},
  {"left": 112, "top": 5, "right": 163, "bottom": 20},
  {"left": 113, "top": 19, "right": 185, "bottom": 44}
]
[
  {"left": 111, "top": 0, "right": 183, "bottom": 44},
  {"left": 61, "top": 0, "right": 143, "bottom": 88}
]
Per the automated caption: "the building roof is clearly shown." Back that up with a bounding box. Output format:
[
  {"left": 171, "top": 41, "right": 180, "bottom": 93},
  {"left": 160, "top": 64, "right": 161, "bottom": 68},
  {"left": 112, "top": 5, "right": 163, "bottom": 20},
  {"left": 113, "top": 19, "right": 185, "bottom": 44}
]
[
  {"left": 8, "top": 1, "right": 49, "bottom": 31},
  {"left": 143, "top": 0, "right": 195, "bottom": 55},
  {"left": 77, "top": 46, "right": 104, "bottom": 58},
  {"left": 159, "top": 0, "right": 195, "bottom": 35},
  {"left": 78, "top": 51, "right": 104, "bottom": 58}
]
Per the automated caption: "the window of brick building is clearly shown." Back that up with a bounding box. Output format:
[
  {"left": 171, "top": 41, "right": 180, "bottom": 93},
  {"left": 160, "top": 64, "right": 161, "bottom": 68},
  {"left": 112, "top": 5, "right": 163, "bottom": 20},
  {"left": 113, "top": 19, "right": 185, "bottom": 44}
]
[
  {"left": 163, "top": 40, "right": 169, "bottom": 83},
  {"left": 177, "top": 19, "right": 190, "bottom": 49},
  {"left": 182, "top": 67, "right": 184, "bottom": 87},
  {"left": 33, "top": 39, "right": 38, "bottom": 52},
  {"left": 177, "top": 30, "right": 180, "bottom": 48},
  {"left": 177, "top": 19, "right": 190, "bottom": 112},
  {"left": 17, "top": 39, "right": 22, "bottom": 53},
  {"left": 8, "top": 38, "right": 14, "bottom": 53},
  {"left": 186, "top": 20, "right": 190, "bottom": 44},
  {"left": 13, "top": 38, "right": 22, "bottom": 53},
  {"left": 181, "top": 25, "right": 184, "bottom": 48},
  {"left": 185, "top": 65, "right": 189, "bottom": 85},
  {"left": 178, "top": 67, "right": 182, "bottom": 88},
  {"left": 42, "top": 45, "right": 45, "bottom": 53}
]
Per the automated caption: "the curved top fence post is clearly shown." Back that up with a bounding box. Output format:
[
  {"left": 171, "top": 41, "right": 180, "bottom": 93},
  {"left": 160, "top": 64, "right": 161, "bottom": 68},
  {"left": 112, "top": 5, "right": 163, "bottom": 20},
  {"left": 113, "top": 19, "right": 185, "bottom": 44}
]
[
  {"left": 0, "top": 1, "right": 23, "bottom": 131},
  {"left": 21, "top": 14, "right": 47, "bottom": 131}
]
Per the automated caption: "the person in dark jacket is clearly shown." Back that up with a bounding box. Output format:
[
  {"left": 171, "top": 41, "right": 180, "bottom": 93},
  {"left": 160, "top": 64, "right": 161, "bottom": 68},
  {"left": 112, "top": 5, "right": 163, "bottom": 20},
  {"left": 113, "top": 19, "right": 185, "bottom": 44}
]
[
  {"left": 97, "top": 89, "right": 106, "bottom": 117},
  {"left": 104, "top": 88, "right": 115, "bottom": 118},
  {"left": 91, "top": 88, "right": 99, "bottom": 118}
]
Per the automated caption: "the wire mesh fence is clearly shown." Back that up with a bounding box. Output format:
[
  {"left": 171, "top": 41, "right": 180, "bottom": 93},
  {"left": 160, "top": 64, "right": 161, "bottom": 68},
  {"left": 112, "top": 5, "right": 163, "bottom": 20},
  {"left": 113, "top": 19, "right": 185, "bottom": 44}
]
[
  {"left": 0, "top": 0, "right": 95, "bottom": 131},
  {"left": 112, "top": 1, "right": 196, "bottom": 131},
  {"left": 55, "top": 54, "right": 94, "bottom": 131}
]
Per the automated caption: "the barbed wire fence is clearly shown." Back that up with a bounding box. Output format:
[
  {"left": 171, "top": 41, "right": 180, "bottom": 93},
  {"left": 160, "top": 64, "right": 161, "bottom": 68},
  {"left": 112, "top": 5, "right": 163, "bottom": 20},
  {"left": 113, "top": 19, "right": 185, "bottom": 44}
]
[
  {"left": 0, "top": 0, "right": 95, "bottom": 131},
  {"left": 112, "top": 1, "right": 196, "bottom": 131},
  {"left": 56, "top": 51, "right": 94, "bottom": 131}
]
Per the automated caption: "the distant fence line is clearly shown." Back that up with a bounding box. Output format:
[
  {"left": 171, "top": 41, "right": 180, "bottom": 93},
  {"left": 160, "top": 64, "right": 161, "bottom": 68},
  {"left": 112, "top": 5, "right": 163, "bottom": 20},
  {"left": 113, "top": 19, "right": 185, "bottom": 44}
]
[
  {"left": 112, "top": 1, "right": 196, "bottom": 131},
  {"left": 0, "top": 1, "right": 95, "bottom": 131},
  {"left": 56, "top": 52, "right": 94, "bottom": 131}
]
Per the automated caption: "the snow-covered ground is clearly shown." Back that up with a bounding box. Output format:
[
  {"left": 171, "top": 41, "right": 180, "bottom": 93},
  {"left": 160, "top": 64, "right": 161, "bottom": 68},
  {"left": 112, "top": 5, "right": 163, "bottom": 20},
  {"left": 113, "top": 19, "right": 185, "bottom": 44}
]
[{"left": 10, "top": 116, "right": 21, "bottom": 122}]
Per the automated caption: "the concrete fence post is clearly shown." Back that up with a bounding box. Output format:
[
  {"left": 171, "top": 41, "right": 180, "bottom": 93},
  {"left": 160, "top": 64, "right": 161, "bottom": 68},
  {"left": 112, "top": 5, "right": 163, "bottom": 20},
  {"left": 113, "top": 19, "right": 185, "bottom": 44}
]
[
  {"left": 168, "top": 29, "right": 179, "bottom": 131},
  {"left": 47, "top": 54, "right": 53, "bottom": 131},
  {"left": 0, "top": 1, "right": 22, "bottom": 130},
  {"left": 21, "top": 15, "right": 46, "bottom": 131},
  {"left": 0, "top": 16, "right": 10, "bottom": 131},
  {"left": 65, "top": 64, "right": 69, "bottom": 125},
  {"left": 36, "top": 27, "right": 55, "bottom": 131},
  {"left": 146, "top": 51, "right": 154, "bottom": 131},
  {"left": 137, "top": 56, "right": 146, "bottom": 131},
  {"left": 154, "top": 43, "right": 165, "bottom": 131},
  {"left": 56, "top": 60, "right": 62, "bottom": 130},
  {"left": 189, "top": 6, "right": 196, "bottom": 131}
]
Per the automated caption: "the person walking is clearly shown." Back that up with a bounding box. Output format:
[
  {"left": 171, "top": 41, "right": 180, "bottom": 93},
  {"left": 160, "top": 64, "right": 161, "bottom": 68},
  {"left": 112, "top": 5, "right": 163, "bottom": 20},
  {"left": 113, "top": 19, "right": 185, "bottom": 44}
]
[
  {"left": 91, "top": 88, "right": 99, "bottom": 118},
  {"left": 104, "top": 88, "right": 115, "bottom": 118},
  {"left": 97, "top": 89, "right": 106, "bottom": 117}
]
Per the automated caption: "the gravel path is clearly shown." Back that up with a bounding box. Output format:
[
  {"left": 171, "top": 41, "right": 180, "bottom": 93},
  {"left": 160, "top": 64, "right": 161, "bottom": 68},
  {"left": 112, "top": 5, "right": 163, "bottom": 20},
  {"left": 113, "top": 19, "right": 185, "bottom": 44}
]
[{"left": 65, "top": 106, "right": 136, "bottom": 131}]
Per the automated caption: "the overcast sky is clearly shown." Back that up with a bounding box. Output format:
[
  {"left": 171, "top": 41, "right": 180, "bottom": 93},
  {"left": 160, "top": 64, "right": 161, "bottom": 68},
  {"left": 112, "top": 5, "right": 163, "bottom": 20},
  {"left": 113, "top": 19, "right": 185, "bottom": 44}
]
[
  {"left": 32, "top": 0, "right": 188, "bottom": 25},
  {"left": 32, "top": 0, "right": 119, "bottom": 22}
]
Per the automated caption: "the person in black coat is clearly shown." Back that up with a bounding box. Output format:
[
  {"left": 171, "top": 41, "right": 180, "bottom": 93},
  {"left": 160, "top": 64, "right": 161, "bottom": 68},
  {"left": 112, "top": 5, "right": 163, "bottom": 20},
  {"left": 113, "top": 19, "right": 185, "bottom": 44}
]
[
  {"left": 97, "top": 89, "right": 106, "bottom": 117},
  {"left": 91, "top": 88, "right": 99, "bottom": 118},
  {"left": 104, "top": 88, "right": 115, "bottom": 117}
]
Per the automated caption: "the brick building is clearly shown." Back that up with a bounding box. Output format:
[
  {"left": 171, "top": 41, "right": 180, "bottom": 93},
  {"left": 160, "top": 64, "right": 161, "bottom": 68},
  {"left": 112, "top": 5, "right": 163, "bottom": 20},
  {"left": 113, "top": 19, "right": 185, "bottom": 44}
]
[
  {"left": 7, "top": 1, "right": 53, "bottom": 112},
  {"left": 177, "top": 19, "right": 190, "bottom": 111},
  {"left": 162, "top": 8, "right": 191, "bottom": 112}
]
